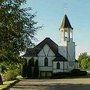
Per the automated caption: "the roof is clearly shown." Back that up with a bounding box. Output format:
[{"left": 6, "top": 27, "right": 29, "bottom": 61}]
[
  {"left": 60, "top": 14, "right": 73, "bottom": 29},
  {"left": 23, "top": 38, "right": 67, "bottom": 61},
  {"left": 53, "top": 57, "right": 67, "bottom": 61}
]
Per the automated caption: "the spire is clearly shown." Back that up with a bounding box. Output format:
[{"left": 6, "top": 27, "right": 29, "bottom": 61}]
[{"left": 60, "top": 14, "right": 73, "bottom": 29}]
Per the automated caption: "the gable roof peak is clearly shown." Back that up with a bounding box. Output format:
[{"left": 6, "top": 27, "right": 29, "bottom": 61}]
[{"left": 60, "top": 14, "right": 73, "bottom": 30}]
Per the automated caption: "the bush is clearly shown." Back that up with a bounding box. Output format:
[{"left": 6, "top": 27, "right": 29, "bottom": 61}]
[
  {"left": 52, "top": 72, "right": 70, "bottom": 79},
  {"left": 71, "top": 69, "right": 87, "bottom": 76},
  {"left": 79, "top": 71, "right": 87, "bottom": 76},
  {"left": 3, "top": 69, "right": 19, "bottom": 81}
]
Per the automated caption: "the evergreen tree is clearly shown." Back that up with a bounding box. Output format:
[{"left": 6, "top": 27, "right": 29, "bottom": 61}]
[
  {"left": 21, "top": 59, "right": 27, "bottom": 77},
  {"left": 27, "top": 59, "right": 32, "bottom": 78},
  {"left": 33, "top": 60, "right": 39, "bottom": 78}
]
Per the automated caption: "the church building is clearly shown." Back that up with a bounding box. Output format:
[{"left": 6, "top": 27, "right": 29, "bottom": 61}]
[{"left": 23, "top": 15, "right": 78, "bottom": 78}]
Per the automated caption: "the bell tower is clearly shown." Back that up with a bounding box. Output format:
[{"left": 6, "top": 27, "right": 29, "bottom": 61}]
[
  {"left": 59, "top": 14, "right": 76, "bottom": 70},
  {"left": 60, "top": 14, "right": 73, "bottom": 43}
]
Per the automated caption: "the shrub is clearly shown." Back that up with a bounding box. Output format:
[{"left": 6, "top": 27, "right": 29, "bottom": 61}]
[
  {"left": 3, "top": 69, "right": 19, "bottom": 81},
  {"left": 52, "top": 72, "right": 70, "bottom": 79},
  {"left": 79, "top": 71, "right": 87, "bottom": 76},
  {"left": 71, "top": 69, "right": 87, "bottom": 76}
]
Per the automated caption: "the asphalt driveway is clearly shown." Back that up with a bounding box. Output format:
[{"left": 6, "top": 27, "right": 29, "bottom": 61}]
[{"left": 9, "top": 78, "right": 90, "bottom": 90}]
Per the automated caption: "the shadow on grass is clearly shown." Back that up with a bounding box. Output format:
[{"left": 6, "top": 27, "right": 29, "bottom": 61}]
[{"left": 8, "top": 84, "right": 90, "bottom": 90}]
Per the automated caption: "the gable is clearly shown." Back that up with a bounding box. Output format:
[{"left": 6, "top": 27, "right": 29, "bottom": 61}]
[
  {"left": 23, "top": 38, "right": 67, "bottom": 61},
  {"left": 38, "top": 44, "right": 55, "bottom": 57}
]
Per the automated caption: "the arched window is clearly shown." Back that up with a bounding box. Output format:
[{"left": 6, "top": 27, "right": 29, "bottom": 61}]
[
  {"left": 44, "top": 57, "right": 48, "bottom": 66},
  {"left": 57, "top": 62, "right": 60, "bottom": 69}
]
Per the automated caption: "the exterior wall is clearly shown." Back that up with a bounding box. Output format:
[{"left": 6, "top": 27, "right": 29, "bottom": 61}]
[
  {"left": 63, "top": 62, "right": 68, "bottom": 72},
  {"left": 40, "top": 71, "right": 52, "bottom": 78},
  {"left": 67, "top": 42, "right": 75, "bottom": 61},
  {"left": 37, "top": 44, "right": 55, "bottom": 72},
  {"left": 67, "top": 42, "right": 75, "bottom": 70},
  {"left": 38, "top": 56, "right": 55, "bottom": 67},
  {"left": 58, "top": 46, "right": 67, "bottom": 59},
  {"left": 53, "top": 61, "right": 68, "bottom": 73},
  {"left": 60, "top": 28, "right": 73, "bottom": 43},
  {"left": 68, "top": 61, "right": 75, "bottom": 71},
  {"left": 59, "top": 27, "right": 76, "bottom": 71},
  {"left": 74, "top": 62, "right": 79, "bottom": 69},
  {"left": 59, "top": 42, "right": 75, "bottom": 61},
  {"left": 39, "top": 67, "right": 52, "bottom": 71},
  {"left": 38, "top": 44, "right": 55, "bottom": 57}
]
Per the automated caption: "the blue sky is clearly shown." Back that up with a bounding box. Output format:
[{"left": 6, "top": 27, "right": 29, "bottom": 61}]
[{"left": 24, "top": 0, "right": 90, "bottom": 58}]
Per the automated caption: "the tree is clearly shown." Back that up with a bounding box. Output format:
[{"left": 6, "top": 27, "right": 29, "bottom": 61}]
[
  {"left": 78, "top": 52, "right": 90, "bottom": 70},
  {"left": 21, "top": 59, "right": 27, "bottom": 77},
  {"left": 78, "top": 52, "right": 88, "bottom": 68},
  {"left": 81, "top": 59, "right": 88, "bottom": 69},
  {"left": 27, "top": 59, "right": 32, "bottom": 78},
  {"left": 33, "top": 60, "right": 39, "bottom": 78},
  {"left": 0, "top": 0, "right": 39, "bottom": 63}
]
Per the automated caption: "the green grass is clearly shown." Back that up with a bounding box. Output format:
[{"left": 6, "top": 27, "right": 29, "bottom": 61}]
[{"left": 0, "top": 80, "right": 17, "bottom": 90}]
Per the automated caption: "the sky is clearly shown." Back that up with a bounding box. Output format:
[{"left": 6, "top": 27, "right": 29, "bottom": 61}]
[{"left": 24, "top": 0, "right": 90, "bottom": 58}]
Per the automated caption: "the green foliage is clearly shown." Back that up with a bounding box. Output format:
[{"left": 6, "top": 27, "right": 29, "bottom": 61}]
[
  {"left": 0, "top": 0, "right": 40, "bottom": 63},
  {"left": 0, "top": 61, "right": 21, "bottom": 81},
  {"left": 0, "top": 0, "right": 41, "bottom": 80},
  {"left": 78, "top": 52, "right": 90, "bottom": 70},
  {"left": 3, "top": 69, "right": 19, "bottom": 81},
  {"left": 70, "top": 69, "right": 87, "bottom": 76}
]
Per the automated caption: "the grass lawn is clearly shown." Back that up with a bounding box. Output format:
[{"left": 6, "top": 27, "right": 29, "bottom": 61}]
[{"left": 0, "top": 80, "right": 17, "bottom": 90}]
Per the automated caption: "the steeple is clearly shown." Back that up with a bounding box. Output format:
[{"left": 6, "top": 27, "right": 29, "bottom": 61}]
[
  {"left": 60, "top": 14, "right": 73, "bottom": 29},
  {"left": 59, "top": 14, "right": 73, "bottom": 42}
]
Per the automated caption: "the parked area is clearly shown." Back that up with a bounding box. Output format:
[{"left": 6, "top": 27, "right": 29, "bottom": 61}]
[{"left": 9, "top": 78, "right": 90, "bottom": 90}]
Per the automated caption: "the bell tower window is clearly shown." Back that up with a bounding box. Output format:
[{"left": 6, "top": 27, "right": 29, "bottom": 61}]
[{"left": 65, "top": 31, "right": 68, "bottom": 39}]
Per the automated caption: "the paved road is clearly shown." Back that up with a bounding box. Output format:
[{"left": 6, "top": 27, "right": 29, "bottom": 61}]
[{"left": 9, "top": 78, "right": 90, "bottom": 90}]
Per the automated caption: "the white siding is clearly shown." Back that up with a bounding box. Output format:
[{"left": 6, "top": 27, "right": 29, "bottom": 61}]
[
  {"left": 64, "top": 62, "right": 68, "bottom": 69},
  {"left": 63, "top": 62, "right": 68, "bottom": 72},
  {"left": 58, "top": 46, "right": 67, "bottom": 59},
  {"left": 37, "top": 44, "right": 55, "bottom": 72},
  {"left": 38, "top": 49, "right": 45, "bottom": 56},
  {"left": 75, "top": 62, "right": 79, "bottom": 69},
  {"left": 38, "top": 44, "right": 55, "bottom": 57},
  {"left": 43, "top": 44, "right": 50, "bottom": 56},
  {"left": 53, "top": 61, "right": 64, "bottom": 73},
  {"left": 39, "top": 67, "right": 52, "bottom": 71},
  {"left": 67, "top": 42, "right": 75, "bottom": 61},
  {"left": 38, "top": 57, "right": 44, "bottom": 66},
  {"left": 68, "top": 61, "right": 75, "bottom": 71},
  {"left": 48, "top": 49, "right": 55, "bottom": 57}
]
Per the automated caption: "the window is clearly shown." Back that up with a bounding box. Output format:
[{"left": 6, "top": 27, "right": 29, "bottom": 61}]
[
  {"left": 57, "top": 62, "right": 60, "bottom": 69},
  {"left": 65, "top": 31, "right": 68, "bottom": 38},
  {"left": 44, "top": 57, "right": 48, "bottom": 66}
]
